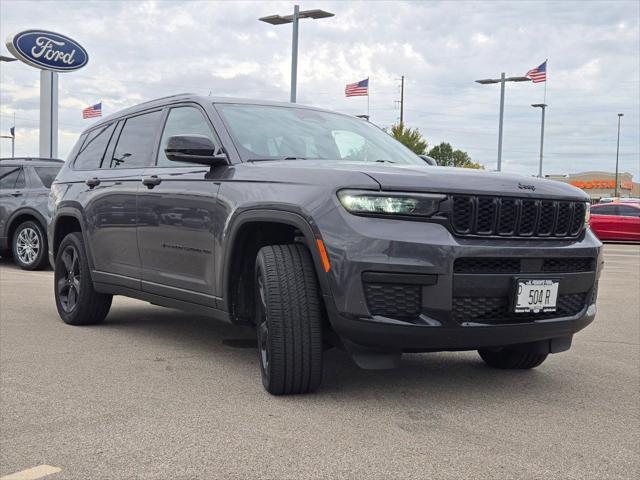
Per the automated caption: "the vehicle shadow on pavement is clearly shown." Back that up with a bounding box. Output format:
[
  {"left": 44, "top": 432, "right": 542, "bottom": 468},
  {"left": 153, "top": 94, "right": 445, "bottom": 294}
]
[{"left": 100, "top": 302, "right": 560, "bottom": 398}]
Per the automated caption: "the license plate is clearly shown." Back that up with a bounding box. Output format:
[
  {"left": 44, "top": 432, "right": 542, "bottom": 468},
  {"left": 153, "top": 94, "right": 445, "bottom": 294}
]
[{"left": 514, "top": 279, "right": 559, "bottom": 313}]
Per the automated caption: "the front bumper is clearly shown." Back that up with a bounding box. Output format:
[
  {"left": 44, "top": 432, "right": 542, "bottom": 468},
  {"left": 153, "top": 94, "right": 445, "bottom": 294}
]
[{"left": 317, "top": 210, "right": 602, "bottom": 352}]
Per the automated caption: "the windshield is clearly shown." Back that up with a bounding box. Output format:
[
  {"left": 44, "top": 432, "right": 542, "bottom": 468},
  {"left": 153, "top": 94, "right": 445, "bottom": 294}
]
[{"left": 215, "top": 103, "right": 423, "bottom": 165}]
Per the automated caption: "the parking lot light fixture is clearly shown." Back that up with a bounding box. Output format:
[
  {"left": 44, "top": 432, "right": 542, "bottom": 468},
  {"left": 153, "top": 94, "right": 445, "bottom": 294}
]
[
  {"left": 259, "top": 5, "right": 335, "bottom": 103},
  {"left": 475, "top": 73, "right": 531, "bottom": 171}
]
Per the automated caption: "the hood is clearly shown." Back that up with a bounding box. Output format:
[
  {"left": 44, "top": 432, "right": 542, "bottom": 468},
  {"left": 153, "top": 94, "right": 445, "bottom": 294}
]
[{"left": 249, "top": 161, "right": 589, "bottom": 200}]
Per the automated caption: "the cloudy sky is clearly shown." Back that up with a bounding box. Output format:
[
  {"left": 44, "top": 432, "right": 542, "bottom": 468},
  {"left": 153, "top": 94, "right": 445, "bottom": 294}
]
[{"left": 1, "top": 0, "right": 638, "bottom": 177}]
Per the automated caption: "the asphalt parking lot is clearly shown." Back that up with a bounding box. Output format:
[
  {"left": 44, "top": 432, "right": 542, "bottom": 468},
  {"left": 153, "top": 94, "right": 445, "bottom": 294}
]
[{"left": 1, "top": 244, "right": 638, "bottom": 479}]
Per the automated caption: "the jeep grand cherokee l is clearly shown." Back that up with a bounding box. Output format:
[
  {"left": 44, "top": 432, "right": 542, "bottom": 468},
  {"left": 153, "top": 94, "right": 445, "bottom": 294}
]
[{"left": 49, "top": 94, "right": 602, "bottom": 395}]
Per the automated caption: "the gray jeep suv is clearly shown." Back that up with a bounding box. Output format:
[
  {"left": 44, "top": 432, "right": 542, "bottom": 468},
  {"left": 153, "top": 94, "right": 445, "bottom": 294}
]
[
  {"left": 49, "top": 94, "right": 602, "bottom": 394},
  {"left": 1, "top": 157, "right": 62, "bottom": 269}
]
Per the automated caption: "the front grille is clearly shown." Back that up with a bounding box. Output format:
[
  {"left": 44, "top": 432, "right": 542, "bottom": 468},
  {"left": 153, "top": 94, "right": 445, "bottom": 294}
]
[
  {"left": 449, "top": 195, "right": 586, "bottom": 238},
  {"left": 454, "top": 257, "right": 594, "bottom": 274},
  {"left": 363, "top": 283, "right": 421, "bottom": 319},
  {"left": 452, "top": 293, "right": 588, "bottom": 324}
]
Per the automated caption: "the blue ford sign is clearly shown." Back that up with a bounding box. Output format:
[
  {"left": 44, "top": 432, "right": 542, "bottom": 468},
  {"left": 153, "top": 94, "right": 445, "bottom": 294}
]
[{"left": 5, "top": 30, "right": 88, "bottom": 72}]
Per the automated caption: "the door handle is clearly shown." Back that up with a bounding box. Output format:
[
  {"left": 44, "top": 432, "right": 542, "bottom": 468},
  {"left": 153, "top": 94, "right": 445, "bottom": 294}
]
[
  {"left": 11, "top": 191, "right": 22, "bottom": 197},
  {"left": 85, "top": 177, "right": 101, "bottom": 188},
  {"left": 142, "top": 175, "right": 162, "bottom": 189}
]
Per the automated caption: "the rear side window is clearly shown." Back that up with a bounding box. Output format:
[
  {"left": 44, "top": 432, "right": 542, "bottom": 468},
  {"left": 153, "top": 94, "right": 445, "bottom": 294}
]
[
  {"left": 34, "top": 166, "right": 62, "bottom": 188},
  {"left": 156, "top": 106, "right": 218, "bottom": 167},
  {"left": 107, "top": 110, "right": 162, "bottom": 168},
  {"left": 74, "top": 123, "right": 116, "bottom": 169},
  {"left": 618, "top": 205, "right": 640, "bottom": 217},
  {"left": 0, "top": 167, "right": 23, "bottom": 190}
]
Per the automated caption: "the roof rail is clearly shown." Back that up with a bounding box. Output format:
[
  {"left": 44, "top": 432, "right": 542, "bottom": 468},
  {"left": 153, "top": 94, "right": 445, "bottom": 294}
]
[{"left": 0, "top": 157, "right": 64, "bottom": 163}]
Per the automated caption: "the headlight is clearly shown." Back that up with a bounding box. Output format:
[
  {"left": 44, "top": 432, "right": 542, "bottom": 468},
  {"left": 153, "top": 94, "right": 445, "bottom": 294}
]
[
  {"left": 338, "top": 190, "right": 445, "bottom": 217},
  {"left": 584, "top": 202, "right": 591, "bottom": 225}
]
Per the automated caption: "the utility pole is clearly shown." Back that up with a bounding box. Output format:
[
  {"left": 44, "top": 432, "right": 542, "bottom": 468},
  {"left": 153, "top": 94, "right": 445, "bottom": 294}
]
[
  {"left": 615, "top": 113, "right": 624, "bottom": 197},
  {"left": 532, "top": 104, "right": 547, "bottom": 177},
  {"left": 400, "top": 75, "right": 404, "bottom": 124}
]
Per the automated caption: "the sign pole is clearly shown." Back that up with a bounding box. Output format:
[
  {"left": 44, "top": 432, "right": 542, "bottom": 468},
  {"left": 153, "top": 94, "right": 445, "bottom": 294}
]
[{"left": 39, "top": 70, "right": 58, "bottom": 158}]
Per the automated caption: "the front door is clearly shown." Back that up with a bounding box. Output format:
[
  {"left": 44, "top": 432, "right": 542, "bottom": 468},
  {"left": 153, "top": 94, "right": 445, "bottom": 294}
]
[{"left": 137, "top": 105, "right": 223, "bottom": 307}]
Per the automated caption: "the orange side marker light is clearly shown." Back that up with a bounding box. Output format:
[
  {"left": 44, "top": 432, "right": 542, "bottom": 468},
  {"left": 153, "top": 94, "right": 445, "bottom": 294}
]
[{"left": 316, "top": 239, "right": 331, "bottom": 272}]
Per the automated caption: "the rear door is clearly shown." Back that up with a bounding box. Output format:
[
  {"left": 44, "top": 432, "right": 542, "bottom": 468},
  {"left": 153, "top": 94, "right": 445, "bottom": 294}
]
[
  {"left": 137, "top": 104, "right": 223, "bottom": 307},
  {"left": 615, "top": 205, "right": 640, "bottom": 240},
  {"left": 0, "top": 166, "right": 27, "bottom": 246},
  {"left": 82, "top": 110, "right": 163, "bottom": 286}
]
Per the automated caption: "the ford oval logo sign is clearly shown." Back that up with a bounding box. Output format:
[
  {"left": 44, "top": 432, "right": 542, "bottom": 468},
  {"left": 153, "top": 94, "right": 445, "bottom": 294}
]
[{"left": 5, "top": 30, "right": 88, "bottom": 72}]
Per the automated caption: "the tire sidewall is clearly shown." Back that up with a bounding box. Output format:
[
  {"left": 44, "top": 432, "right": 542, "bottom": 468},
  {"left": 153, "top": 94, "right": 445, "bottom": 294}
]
[
  {"left": 12, "top": 221, "right": 47, "bottom": 270},
  {"left": 54, "top": 232, "right": 92, "bottom": 324}
]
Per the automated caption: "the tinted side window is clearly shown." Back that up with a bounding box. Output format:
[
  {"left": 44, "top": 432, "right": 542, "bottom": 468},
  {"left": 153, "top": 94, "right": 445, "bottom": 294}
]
[
  {"left": 618, "top": 205, "right": 640, "bottom": 217},
  {"left": 34, "top": 166, "right": 62, "bottom": 188},
  {"left": 108, "top": 111, "right": 162, "bottom": 168},
  {"left": 0, "top": 167, "right": 22, "bottom": 190},
  {"left": 74, "top": 123, "right": 116, "bottom": 169},
  {"left": 157, "top": 107, "right": 218, "bottom": 167},
  {"left": 592, "top": 205, "right": 618, "bottom": 215}
]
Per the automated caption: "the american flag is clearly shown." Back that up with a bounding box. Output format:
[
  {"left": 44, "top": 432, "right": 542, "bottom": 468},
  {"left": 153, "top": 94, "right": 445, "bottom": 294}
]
[
  {"left": 526, "top": 61, "right": 547, "bottom": 83},
  {"left": 82, "top": 102, "right": 102, "bottom": 119},
  {"left": 345, "top": 78, "right": 369, "bottom": 97}
]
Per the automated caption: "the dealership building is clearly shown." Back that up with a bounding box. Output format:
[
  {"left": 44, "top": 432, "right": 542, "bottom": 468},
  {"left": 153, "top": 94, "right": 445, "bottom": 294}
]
[{"left": 545, "top": 171, "right": 640, "bottom": 202}]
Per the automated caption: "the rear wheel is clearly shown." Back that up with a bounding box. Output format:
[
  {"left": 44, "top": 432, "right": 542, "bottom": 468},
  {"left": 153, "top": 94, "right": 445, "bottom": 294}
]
[
  {"left": 12, "top": 221, "right": 48, "bottom": 270},
  {"left": 478, "top": 348, "right": 548, "bottom": 369},
  {"left": 54, "top": 232, "right": 112, "bottom": 325},
  {"left": 255, "top": 244, "right": 323, "bottom": 395}
]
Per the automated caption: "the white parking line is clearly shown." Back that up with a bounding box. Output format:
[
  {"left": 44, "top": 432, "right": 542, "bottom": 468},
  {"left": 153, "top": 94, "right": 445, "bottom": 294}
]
[{"left": 0, "top": 466, "right": 61, "bottom": 480}]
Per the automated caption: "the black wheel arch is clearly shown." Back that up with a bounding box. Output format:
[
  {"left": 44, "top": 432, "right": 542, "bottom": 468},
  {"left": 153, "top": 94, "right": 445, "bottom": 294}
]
[{"left": 221, "top": 208, "right": 334, "bottom": 322}]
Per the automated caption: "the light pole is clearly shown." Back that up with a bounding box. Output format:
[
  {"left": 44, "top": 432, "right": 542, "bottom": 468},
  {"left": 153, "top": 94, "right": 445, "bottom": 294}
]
[
  {"left": 615, "top": 113, "right": 624, "bottom": 197},
  {"left": 532, "top": 103, "right": 547, "bottom": 177},
  {"left": 476, "top": 73, "right": 531, "bottom": 171},
  {"left": 259, "top": 6, "right": 334, "bottom": 103}
]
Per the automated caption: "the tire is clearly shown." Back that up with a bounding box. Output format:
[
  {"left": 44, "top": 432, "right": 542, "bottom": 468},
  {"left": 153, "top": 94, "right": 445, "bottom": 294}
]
[
  {"left": 478, "top": 348, "right": 548, "bottom": 369},
  {"left": 54, "top": 232, "right": 112, "bottom": 325},
  {"left": 255, "top": 244, "right": 323, "bottom": 395},
  {"left": 12, "top": 220, "right": 49, "bottom": 270}
]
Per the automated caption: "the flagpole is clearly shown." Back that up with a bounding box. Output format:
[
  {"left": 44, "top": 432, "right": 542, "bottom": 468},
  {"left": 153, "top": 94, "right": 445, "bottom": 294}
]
[
  {"left": 543, "top": 59, "right": 548, "bottom": 103},
  {"left": 367, "top": 77, "right": 370, "bottom": 119},
  {"left": 12, "top": 112, "right": 15, "bottom": 158}
]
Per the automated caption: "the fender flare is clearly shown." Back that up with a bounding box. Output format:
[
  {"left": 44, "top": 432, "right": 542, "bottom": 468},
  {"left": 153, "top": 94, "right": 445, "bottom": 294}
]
[
  {"left": 6, "top": 207, "right": 48, "bottom": 239},
  {"left": 220, "top": 208, "right": 334, "bottom": 312},
  {"left": 50, "top": 207, "right": 93, "bottom": 267}
]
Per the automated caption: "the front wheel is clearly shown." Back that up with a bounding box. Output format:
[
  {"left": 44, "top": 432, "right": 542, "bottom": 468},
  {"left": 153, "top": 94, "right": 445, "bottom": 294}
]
[
  {"left": 54, "top": 232, "right": 112, "bottom": 325},
  {"left": 478, "top": 348, "right": 548, "bottom": 369},
  {"left": 255, "top": 244, "right": 324, "bottom": 395}
]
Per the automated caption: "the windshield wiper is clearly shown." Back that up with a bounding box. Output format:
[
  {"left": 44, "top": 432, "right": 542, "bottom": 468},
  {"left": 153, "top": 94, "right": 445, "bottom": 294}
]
[{"left": 247, "top": 156, "right": 307, "bottom": 162}]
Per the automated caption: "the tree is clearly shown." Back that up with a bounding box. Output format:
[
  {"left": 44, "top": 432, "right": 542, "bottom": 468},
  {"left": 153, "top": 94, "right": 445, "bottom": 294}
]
[
  {"left": 390, "top": 123, "right": 428, "bottom": 155},
  {"left": 427, "top": 142, "right": 483, "bottom": 169}
]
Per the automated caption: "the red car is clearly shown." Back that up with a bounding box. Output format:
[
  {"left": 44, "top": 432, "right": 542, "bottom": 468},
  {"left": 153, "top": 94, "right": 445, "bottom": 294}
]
[{"left": 589, "top": 202, "right": 640, "bottom": 241}]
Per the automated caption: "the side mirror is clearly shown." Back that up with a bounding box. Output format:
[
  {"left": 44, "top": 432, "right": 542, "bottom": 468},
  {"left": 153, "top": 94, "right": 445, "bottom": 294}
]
[
  {"left": 165, "top": 135, "right": 228, "bottom": 166},
  {"left": 419, "top": 155, "right": 437, "bottom": 166}
]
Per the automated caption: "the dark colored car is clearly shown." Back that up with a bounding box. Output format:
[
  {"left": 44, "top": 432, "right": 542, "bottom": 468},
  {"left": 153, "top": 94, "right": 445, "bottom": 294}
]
[
  {"left": 0, "top": 157, "right": 63, "bottom": 269},
  {"left": 589, "top": 202, "right": 640, "bottom": 241},
  {"left": 49, "top": 94, "right": 602, "bottom": 395}
]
